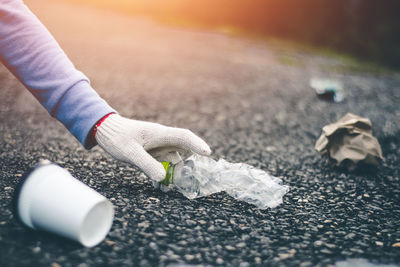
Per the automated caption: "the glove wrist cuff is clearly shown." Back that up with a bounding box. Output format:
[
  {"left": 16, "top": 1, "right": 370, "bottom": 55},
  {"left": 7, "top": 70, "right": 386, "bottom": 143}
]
[
  {"left": 94, "top": 113, "right": 129, "bottom": 146},
  {"left": 93, "top": 112, "right": 115, "bottom": 138}
]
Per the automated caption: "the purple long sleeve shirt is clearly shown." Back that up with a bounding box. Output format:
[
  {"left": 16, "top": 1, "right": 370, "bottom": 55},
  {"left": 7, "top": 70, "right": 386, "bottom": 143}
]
[{"left": 0, "top": 0, "right": 115, "bottom": 148}]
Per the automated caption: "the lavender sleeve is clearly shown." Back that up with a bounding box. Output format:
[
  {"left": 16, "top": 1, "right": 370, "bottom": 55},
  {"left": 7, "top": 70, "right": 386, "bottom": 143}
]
[{"left": 0, "top": 0, "right": 116, "bottom": 148}]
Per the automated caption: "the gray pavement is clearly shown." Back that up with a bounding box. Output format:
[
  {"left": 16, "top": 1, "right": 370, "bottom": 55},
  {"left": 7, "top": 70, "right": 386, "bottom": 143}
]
[{"left": 0, "top": 0, "right": 399, "bottom": 266}]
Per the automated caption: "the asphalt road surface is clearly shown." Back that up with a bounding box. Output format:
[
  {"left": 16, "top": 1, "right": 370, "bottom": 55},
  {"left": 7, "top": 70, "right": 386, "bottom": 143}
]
[{"left": 0, "top": 0, "right": 399, "bottom": 266}]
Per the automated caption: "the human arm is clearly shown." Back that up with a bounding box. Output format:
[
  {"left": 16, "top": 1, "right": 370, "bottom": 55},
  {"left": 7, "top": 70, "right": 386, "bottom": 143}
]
[
  {"left": 0, "top": 0, "right": 211, "bottom": 181},
  {"left": 0, "top": 0, "right": 115, "bottom": 148}
]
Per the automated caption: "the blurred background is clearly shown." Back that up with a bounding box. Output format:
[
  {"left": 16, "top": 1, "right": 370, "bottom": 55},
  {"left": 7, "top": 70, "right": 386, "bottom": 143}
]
[{"left": 68, "top": 0, "right": 400, "bottom": 69}]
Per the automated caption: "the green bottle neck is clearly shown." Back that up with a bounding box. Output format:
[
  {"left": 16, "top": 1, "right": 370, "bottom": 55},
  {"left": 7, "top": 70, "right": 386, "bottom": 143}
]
[{"left": 161, "top": 162, "right": 175, "bottom": 185}]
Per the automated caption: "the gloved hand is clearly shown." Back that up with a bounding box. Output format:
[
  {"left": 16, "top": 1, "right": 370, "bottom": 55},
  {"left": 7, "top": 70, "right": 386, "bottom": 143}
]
[{"left": 95, "top": 114, "right": 211, "bottom": 182}]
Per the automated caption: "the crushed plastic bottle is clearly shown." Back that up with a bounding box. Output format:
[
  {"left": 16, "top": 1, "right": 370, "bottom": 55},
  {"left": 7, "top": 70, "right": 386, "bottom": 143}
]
[{"left": 158, "top": 154, "right": 289, "bottom": 209}]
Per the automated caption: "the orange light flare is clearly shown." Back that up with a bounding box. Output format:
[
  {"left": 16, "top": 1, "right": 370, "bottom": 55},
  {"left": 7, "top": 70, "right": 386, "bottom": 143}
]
[{"left": 65, "top": 0, "right": 318, "bottom": 39}]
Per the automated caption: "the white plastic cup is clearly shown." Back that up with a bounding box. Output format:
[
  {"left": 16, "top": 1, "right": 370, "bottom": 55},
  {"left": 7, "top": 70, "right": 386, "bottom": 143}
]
[{"left": 15, "top": 160, "right": 114, "bottom": 247}]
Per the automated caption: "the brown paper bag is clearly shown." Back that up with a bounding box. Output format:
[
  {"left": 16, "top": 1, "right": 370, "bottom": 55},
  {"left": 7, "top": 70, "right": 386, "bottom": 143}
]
[{"left": 315, "top": 113, "right": 383, "bottom": 171}]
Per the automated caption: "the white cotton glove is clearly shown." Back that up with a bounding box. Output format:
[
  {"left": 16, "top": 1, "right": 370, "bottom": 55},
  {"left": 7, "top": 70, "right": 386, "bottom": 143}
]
[{"left": 95, "top": 114, "right": 211, "bottom": 182}]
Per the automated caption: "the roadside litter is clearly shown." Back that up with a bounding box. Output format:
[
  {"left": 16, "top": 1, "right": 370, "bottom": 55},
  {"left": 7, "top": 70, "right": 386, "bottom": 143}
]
[
  {"left": 310, "top": 78, "right": 344, "bottom": 102},
  {"left": 157, "top": 154, "right": 289, "bottom": 209},
  {"left": 315, "top": 113, "right": 383, "bottom": 171},
  {"left": 14, "top": 160, "right": 114, "bottom": 247},
  {"left": 335, "top": 258, "right": 398, "bottom": 267}
]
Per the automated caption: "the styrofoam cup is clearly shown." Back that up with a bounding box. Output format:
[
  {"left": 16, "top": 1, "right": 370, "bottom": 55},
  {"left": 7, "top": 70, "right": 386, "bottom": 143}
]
[{"left": 15, "top": 161, "right": 114, "bottom": 247}]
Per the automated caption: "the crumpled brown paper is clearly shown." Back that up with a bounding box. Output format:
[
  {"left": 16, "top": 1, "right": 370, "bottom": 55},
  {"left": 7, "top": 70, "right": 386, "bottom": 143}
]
[{"left": 315, "top": 113, "right": 383, "bottom": 171}]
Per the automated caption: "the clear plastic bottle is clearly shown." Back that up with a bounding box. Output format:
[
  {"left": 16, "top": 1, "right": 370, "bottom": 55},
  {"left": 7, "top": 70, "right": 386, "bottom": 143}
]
[{"left": 159, "top": 155, "right": 289, "bottom": 209}]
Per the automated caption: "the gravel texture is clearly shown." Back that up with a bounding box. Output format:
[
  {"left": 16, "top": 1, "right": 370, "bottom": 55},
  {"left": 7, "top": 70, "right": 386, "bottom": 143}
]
[{"left": 0, "top": 0, "right": 399, "bottom": 266}]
